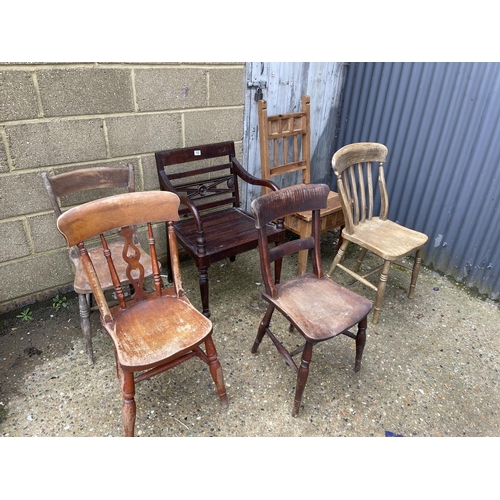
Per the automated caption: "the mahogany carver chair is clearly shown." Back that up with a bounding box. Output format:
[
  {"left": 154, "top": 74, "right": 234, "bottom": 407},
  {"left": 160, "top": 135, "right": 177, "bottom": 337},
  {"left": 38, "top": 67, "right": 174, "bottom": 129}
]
[
  {"left": 251, "top": 183, "right": 372, "bottom": 417},
  {"left": 326, "top": 142, "right": 429, "bottom": 324},
  {"left": 42, "top": 165, "right": 154, "bottom": 364},
  {"left": 258, "top": 95, "right": 345, "bottom": 275},
  {"left": 155, "top": 141, "right": 285, "bottom": 318},
  {"left": 56, "top": 191, "right": 228, "bottom": 437}
]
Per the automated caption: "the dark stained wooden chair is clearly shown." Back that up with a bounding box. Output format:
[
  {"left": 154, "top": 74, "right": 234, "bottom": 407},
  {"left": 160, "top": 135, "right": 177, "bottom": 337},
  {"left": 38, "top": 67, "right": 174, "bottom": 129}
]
[
  {"left": 258, "top": 95, "right": 345, "bottom": 275},
  {"left": 251, "top": 183, "right": 373, "bottom": 417},
  {"left": 42, "top": 165, "right": 154, "bottom": 364},
  {"left": 326, "top": 142, "right": 429, "bottom": 324},
  {"left": 155, "top": 141, "right": 285, "bottom": 318},
  {"left": 56, "top": 190, "right": 229, "bottom": 437}
]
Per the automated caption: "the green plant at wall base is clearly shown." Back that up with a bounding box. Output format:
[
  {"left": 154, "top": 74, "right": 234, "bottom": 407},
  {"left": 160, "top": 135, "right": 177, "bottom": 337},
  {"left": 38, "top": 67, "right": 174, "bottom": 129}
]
[
  {"left": 16, "top": 308, "right": 33, "bottom": 321},
  {"left": 52, "top": 295, "right": 68, "bottom": 312}
]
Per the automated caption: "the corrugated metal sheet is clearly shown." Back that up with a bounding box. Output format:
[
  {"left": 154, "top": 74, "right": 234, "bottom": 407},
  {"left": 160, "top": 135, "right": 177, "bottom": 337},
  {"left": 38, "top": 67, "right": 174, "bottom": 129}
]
[{"left": 335, "top": 62, "right": 500, "bottom": 299}]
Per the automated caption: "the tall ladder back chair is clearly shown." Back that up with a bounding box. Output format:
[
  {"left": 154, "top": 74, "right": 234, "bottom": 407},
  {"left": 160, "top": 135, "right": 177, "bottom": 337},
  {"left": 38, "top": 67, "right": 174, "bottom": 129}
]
[
  {"left": 251, "top": 183, "right": 372, "bottom": 417},
  {"left": 258, "top": 95, "right": 345, "bottom": 275},
  {"left": 326, "top": 142, "right": 429, "bottom": 324},
  {"left": 42, "top": 165, "right": 154, "bottom": 364},
  {"left": 56, "top": 191, "right": 228, "bottom": 437}
]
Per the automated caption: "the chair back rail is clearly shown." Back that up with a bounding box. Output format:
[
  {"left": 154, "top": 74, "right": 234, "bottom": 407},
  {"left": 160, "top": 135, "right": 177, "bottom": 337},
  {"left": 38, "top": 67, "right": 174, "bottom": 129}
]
[{"left": 42, "top": 165, "right": 134, "bottom": 217}]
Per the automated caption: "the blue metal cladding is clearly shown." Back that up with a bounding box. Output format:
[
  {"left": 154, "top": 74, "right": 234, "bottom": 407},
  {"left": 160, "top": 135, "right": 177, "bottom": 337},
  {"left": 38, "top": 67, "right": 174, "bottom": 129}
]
[{"left": 334, "top": 62, "right": 500, "bottom": 299}]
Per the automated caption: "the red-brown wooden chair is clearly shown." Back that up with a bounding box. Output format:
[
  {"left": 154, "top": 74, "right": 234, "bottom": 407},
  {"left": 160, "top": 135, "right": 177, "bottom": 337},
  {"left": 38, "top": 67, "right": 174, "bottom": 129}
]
[
  {"left": 56, "top": 190, "right": 228, "bottom": 437},
  {"left": 155, "top": 141, "right": 285, "bottom": 318},
  {"left": 251, "top": 183, "right": 372, "bottom": 417},
  {"left": 42, "top": 165, "right": 154, "bottom": 364}
]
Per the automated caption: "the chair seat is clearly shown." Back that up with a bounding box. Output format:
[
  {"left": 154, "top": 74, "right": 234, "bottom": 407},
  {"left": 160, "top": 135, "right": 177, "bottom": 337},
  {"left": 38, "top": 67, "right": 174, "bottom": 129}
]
[
  {"left": 72, "top": 241, "right": 154, "bottom": 294},
  {"left": 263, "top": 273, "right": 372, "bottom": 342},
  {"left": 174, "top": 207, "right": 282, "bottom": 261},
  {"left": 108, "top": 294, "right": 213, "bottom": 370},
  {"left": 342, "top": 217, "right": 428, "bottom": 261}
]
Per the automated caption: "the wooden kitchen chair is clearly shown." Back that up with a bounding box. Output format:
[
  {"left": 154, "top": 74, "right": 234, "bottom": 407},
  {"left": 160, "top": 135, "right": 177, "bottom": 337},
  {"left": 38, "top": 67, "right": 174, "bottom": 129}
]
[
  {"left": 155, "top": 141, "right": 285, "bottom": 318},
  {"left": 42, "top": 165, "right": 154, "bottom": 364},
  {"left": 56, "top": 191, "right": 228, "bottom": 437},
  {"left": 251, "top": 183, "right": 372, "bottom": 417},
  {"left": 326, "top": 142, "right": 429, "bottom": 324},
  {"left": 258, "top": 95, "right": 345, "bottom": 275}
]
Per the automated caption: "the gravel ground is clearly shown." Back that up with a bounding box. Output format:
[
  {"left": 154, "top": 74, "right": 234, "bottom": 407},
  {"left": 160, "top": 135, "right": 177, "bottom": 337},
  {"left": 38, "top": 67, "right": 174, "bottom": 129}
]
[{"left": 1, "top": 230, "right": 499, "bottom": 440}]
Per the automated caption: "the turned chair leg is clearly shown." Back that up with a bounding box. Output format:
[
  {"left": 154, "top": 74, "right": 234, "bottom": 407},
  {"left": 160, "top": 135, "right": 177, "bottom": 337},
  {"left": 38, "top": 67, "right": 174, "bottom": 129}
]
[
  {"left": 204, "top": 335, "right": 229, "bottom": 407},
  {"left": 252, "top": 304, "right": 274, "bottom": 353},
  {"left": 373, "top": 260, "right": 392, "bottom": 324},
  {"left": 296, "top": 225, "right": 310, "bottom": 276},
  {"left": 119, "top": 368, "right": 136, "bottom": 437},
  {"left": 327, "top": 239, "right": 349, "bottom": 277},
  {"left": 292, "top": 341, "right": 314, "bottom": 417},
  {"left": 353, "top": 247, "right": 369, "bottom": 272},
  {"left": 78, "top": 293, "right": 94, "bottom": 365},
  {"left": 409, "top": 247, "right": 424, "bottom": 299},
  {"left": 197, "top": 266, "right": 210, "bottom": 318},
  {"left": 354, "top": 316, "right": 368, "bottom": 372}
]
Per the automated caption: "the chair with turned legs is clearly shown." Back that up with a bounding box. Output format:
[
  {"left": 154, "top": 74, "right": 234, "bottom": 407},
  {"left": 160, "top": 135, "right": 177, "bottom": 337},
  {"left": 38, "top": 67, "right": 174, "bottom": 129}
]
[
  {"left": 42, "top": 165, "right": 155, "bottom": 364},
  {"left": 56, "top": 190, "right": 228, "bottom": 436},
  {"left": 326, "top": 142, "right": 428, "bottom": 324},
  {"left": 250, "top": 183, "right": 372, "bottom": 417}
]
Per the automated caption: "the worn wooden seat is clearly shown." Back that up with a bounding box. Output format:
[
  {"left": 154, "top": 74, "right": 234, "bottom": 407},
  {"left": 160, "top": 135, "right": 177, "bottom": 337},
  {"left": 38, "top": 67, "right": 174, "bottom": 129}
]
[
  {"left": 258, "top": 95, "right": 345, "bottom": 275},
  {"left": 326, "top": 142, "right": 429, "bottom": 324},
  {"left": 155, "top": 141, "right": 285, "bottom": 318},
  {"left": 251, "top": 183, "right": 372, "bottom": 417},
  {"left": 56, "top": 191, "right": 228, "bottom": 437},
  {"left": 42, "top": 165, "right": 154, "bottom": 364}
]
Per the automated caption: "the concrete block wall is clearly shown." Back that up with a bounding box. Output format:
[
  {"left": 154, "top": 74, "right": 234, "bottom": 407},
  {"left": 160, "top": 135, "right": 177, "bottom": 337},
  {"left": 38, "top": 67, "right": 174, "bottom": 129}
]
[{"left": 0, "top": 62, "right": 246, "bottom": 313}]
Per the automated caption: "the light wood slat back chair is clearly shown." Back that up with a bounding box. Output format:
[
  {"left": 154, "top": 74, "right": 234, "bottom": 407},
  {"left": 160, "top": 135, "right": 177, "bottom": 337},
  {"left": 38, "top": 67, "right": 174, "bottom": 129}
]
[
  {"left": 251, "top": 183, "right": 372, "bottom": 417},
  {"left": 155, "top": 141, "right": 285, "bottom": 318},
  {"left": 326, "top": 142, "right": 429, "bottom": 324},
  {"left": 42, "top": 165, "right": 154, "bottom": 364},
  {"left": 258, "top": 95, "right": 345, "bottom": 276},
  {"left": 56, "top": 191, "right": 228, "bottom": 437}
]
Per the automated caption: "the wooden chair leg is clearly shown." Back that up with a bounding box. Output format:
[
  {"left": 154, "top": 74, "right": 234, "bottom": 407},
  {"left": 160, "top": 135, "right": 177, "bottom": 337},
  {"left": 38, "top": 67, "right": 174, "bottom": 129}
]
[
  {"left": 120, "top": 369, "right": 136, "bottom": 437},
  {"left": 197, "top": 266, "right": 210, "bottom": 318},
  {"left": 354, "top": 315, "right": 368, "bottom": 372},
  {"left": 204, "top": 335, "right": 229, "bottom": 407},
  {"left": 409, "top": 247, "right": 424, "bottom": 299},
  {"left": 296, "top": 225, "right": 310, "bottom": 276},
  {"left": 165, "top": 226, "right": 173, "bottom": 282},
  {"left": 292, "top": 341, "right": 313, "bottom": 417},
  {"left": 78, "top": 293, "right": 94, "bottom": 365},
  {"left": 353, "top": 247, "right": 369, "bottom": 272},
  {"left": 252, "top": 304, "right": 274, "bottom": 353},
  {"left": 297, "top": 249, "right": 309, "bottom": 276},
  {"left": 337, "top": 225, "right": 344, "bottom": 252},
  {"left": 373, "top": 260, "right": 392, "bottom": 324},
  {"left": 327, "top": 239, "right": 349, "bottom": 277}
]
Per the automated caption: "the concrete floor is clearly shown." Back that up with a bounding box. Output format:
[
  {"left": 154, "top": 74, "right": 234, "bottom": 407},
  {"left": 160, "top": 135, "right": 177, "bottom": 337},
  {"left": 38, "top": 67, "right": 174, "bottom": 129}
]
[{"left": 1, "top": 231, "right": 499, "bottom": 439}]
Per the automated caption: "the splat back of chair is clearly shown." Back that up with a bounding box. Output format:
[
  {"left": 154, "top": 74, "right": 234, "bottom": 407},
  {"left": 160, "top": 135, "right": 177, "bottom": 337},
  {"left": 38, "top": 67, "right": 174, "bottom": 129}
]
[
  {"left": 332, "top": 143, "right": 389, "bottom": 234},
  {"left": 42, "top": 165, "right": 135, "bottom": 217},
  {"left": 258, "top": 95, "right": 311, "bottom": 193},
  {"left": 57, "top": 191, "right": 182, "bottom": 323},
  {"left": 251, "top": 184, "right": 329, "bottom": 297},
  {"left": 155, "top": 142, "right": 240, "bottom": 216}
]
